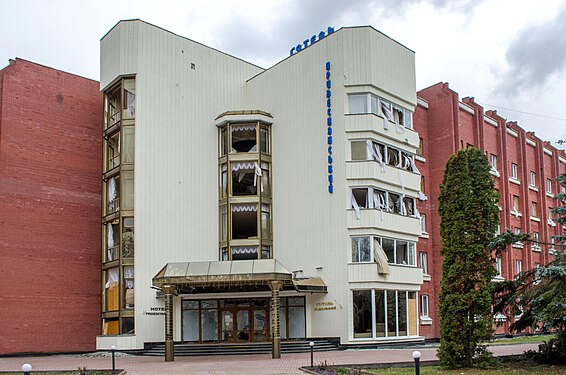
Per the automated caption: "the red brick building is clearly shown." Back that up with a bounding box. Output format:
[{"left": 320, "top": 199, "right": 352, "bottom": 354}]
[
  {"left": 0, "top": 59, "right": 102, "bottom": 354},
  {"left": 414, "top": 82, "right": 566, "bottom": 339}
]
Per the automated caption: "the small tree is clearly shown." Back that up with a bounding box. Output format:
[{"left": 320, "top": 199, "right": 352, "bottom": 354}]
[
  {"left": 438, "top": 148, "right": 500, "bottom": 367},
  {"left": 493, "top": 172, "right": 566, "bottom": 364}
]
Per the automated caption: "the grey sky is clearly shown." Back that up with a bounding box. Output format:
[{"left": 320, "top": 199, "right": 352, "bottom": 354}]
[{"left": 1, "top": 0, "right": 564, "bottom": 147}]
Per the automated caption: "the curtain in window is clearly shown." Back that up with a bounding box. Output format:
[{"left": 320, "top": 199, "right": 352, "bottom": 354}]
[
  {"left": 352, "top": 193, "right": 361, "bottom": 220},
  {"left": 107, "top": 224, "right": 114, "bottom": 248},
  {"left": 374, "top": 238, "right": 390, "bottom": 275},
  {"left": 365, "top": 140, "right": 385, "bottom": 171},
  {"left": 124, "top": 266, "right": 134, "bottom": 289},
  {"left": 105, "top": 268, "right": 119, "bottom": 289},
  {"left": 232, "top": 246, "right": 258, "bottom": 255},
  {"left": 380, "top": 101, "right": 393, "bottom": 130},
  {"left": 231, "top": 203, "right": 257, "bottom": 212},
  {"left": 108, "top": 178, "right": 117, "bottom": 202},
  {"left": 231, "top": 124, "right": 256, "bottom": 132}
]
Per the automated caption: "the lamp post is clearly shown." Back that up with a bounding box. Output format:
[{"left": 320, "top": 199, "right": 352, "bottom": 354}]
[
  {"left": 22, "top": 363, "right": 32, "bottom": 375},
  {"left": 111, "top": 345, "right": 116, "bottom": 371},
  {"left": 309, "top": 341, "right": 314, "bottom": 367},
  {"left": 412, "top": 351, "right": 421, "bottom": 375}
]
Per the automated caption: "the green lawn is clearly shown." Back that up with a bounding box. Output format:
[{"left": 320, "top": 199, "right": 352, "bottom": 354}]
[
  {"left": 365, "top": 364, "right": 566, "bottom": 374},
  {"left": 487, "top": 334, "right": 555, "bottom": 345}
]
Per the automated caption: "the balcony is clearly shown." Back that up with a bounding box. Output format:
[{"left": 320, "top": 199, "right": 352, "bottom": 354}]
[
  {"left": 346, "top": 161, "right": 420, "bottom": 192},
  {"left": 348, "top": 262, "right": 423, "bottom": 286},
  {"left": 347, "top": 209, "right": 421, "bottom": 237},
  {"left": 345, "top": 114, "right": 420, "bottom": 150}
]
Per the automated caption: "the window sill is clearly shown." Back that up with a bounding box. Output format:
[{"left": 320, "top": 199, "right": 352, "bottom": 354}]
[
  {"left": 509, "top": 177, "right": 521, "bottom": 185},
  {"left": 549, "top": 249, "right": 558, "bottom": 255},
  {"left": 510, "top": 211, "right": 522, "bottom": 218},
  {"left": 546, "top": 192, "right": 555, "bottom": 199},
  {"left": 423, "top": 274, "right": 431, "bottom": 282},
  {"left": 415, "top": 155, "right": 426, "bottom": 163},
  {"left": 492, "top": 276, "right": 505, "bottom": 282},
  {"left": 532, "top": 246, "right": 542, "bottom": 252},
  {"left": 420, "top": 232, "right": 429, "bottom": 239},
  {"left": 512, "top": 243, "right": 524, "bottom": 249},
  {"left": 420, "top": 317, "right": 433, "bottom": 325},
  {"left": 490, "top": 169, "right": 500, "bottom": 178},
  {"left": 530, "top": 216, "right": 540, "bottom": 222},
  {"left": 528, "top": 185, "right": 539, "bottom": 192}
]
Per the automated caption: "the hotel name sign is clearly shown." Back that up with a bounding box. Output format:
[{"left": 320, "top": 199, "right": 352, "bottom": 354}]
[
  {"left": 290, "top": 26, "right": 335, "bottom": 56},
  {"left": 314, "top": 301, "right": 336, "bottom": 311}
]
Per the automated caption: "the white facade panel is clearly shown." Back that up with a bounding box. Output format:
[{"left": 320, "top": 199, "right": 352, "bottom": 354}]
[{"left": 99, "top": 21, "right": 421, "bottom": 349}]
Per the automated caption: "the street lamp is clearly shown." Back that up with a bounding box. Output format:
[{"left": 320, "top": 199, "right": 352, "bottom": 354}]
[
  {"left": 412, "top": 351, "right": 421, "bottom": 375},
  {"left": 309, "top": 341, "right": 315, "bottom": 367},
  {"left": 22, "top": 363, "right": 32, "bottom": 375},
  {"left": 111, "top": 345, "right": 116, "bottom": 371}
]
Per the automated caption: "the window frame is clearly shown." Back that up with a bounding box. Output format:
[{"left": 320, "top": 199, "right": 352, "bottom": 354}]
[
  {"left": 420, "top": 295, "right": 429, "bottom": 318},
  {"left": 511, "top": 163, "right": 518, "bottom": 179}
]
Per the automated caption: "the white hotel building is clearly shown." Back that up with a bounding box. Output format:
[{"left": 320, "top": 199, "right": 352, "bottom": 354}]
[{"left": 98, "top": 19, "right": 424, "bottom": 354}]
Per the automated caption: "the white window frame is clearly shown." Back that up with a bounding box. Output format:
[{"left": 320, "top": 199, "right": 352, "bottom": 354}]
[
  {"left": 491, "top": 154, "right": 497, "bottom": 170},
  {"left": 546, "top": 178, "right": 553, "bottom": 194},
  {"left": 511, "top": 163, "right": 518, "bottom": 179},
  {"left": 420, "top": 295, "right": 429, "bottom": 318},
  {"left": 530, "top": 171, "right": 536, "bottom": 186},
  {"left": 351, "top": 236, "right": 373, "bottom": 263},
  {"left": 515, "top": 260, "right": 522, "bottom": 276},
  {"left": 532, "top": 232, "right": 539, "bottom": 248},
  {"left": 495, "top": 257, "right": 502, "bottom": 278},
  {"left": 420, "top": 213, "right": 427, "bottom": 233},
  {"left": 419, "top": 252, "right": 428, "bottom": 275}
]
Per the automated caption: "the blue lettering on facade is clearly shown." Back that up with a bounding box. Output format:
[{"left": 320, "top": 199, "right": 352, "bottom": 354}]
[
  {"left": 326, "top": 61, "right": 333, "bottom": 193},
  {"left": 290, "top": 27, "right": 335, "bottom": 56}
]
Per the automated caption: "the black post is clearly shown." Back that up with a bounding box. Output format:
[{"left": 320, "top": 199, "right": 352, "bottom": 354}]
[
  {"left": 414, "top": 357, "right": 420, "bottom": 375},
  {"left": 111, "top": 346, "right": 116, "bottom": 371},
  {"left": 309, "top": 341, "right": 314, "bottom": 367}
]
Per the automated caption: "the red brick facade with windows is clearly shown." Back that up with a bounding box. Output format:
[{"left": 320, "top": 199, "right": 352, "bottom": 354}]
[
  {"left": 0, "top": 59, "right": 102, "bottom": 354},
  {"left": 414, "top": 82, "right": 566, "bottom": 339}
]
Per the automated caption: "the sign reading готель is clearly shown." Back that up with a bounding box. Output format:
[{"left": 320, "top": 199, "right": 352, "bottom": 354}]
[{"left": 290, "top": 26, "right": 335, "bottom": 56}]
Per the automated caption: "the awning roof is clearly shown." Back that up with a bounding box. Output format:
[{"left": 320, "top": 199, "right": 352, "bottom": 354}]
[{"left": 152, "top": 259, "right": 326, "bottom": 293}]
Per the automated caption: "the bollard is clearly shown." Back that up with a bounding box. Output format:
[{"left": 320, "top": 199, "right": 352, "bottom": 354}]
[
  {"left": 111, "top": 345, "right": 116, "bottom": 371},
  {"left": 22, "top": 364, "right": 32, "bottom": 375},
  {"left": 412, "top": 351, "right": 421, "bottom": 375},
  {"left": 309, "top": 341, "right": 314, "bottom": 367}
]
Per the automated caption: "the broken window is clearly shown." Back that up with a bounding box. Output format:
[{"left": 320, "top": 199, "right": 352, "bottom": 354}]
[
  {"left": 123, "top": 79, "right": 135, "bottom": 118},
  {"left": 231, "top": 204, "right": 258, "bottom": 239},
  {"left": 232, "top": 161, "right": 259, "bottom": 196},
  {"left": 104, "top": 267, "right": 119, "bottom": 311},
  {"left": 387, "top": 147, "right": 400, "bottom": 167},
  {"left": 106, "top": 221, "right": 119, "bottom": 262},
  {"left": 231, "top": 124, "right": 257, "bottom": 153},
  {"left": 261, "top": 246, "right": 271, "bottom": 259},
  {"left": 352, "top": 188, "right": 369, "bottom": 209},
  {"left": 107, "top": 131, "right": 120, "bottom": 170},
  {"left": 220, "top": 247, "right": 228, "bottom": 261},
  {"left": 107, "top": 177, "right": 119, "bottom": 214},
  {"left": 393, "top": 107, "right": 404, "bottom": 126},
  {"left": 373, "top": 189, "right": 387, "bottom": 210},
  {"left": 396, "top": 241, "right": 408, "bottom": 265},
  {"left": 382, "top": 238, "right": 395, "bottom": 263},
  {"left": 403, "top": 197, "right": 415, "bottom": 216},
  {"left": 388, "top": 192, "right": 401, "bottom": 214},
  {"left": 122, "top": 217, "right": 134, "bottom": 258},
  {"left": 105, "top": 88, "right": 121, "bottom": 128}
]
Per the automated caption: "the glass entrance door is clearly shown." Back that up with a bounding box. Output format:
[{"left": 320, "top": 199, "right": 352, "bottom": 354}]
[{"left": 221, "top": 310, "right": 234, "bottom": 342}]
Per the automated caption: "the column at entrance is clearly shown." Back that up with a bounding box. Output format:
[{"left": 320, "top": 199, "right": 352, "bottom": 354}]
[
  {"left": 269, "top": 281, "right": 283, "bottom": 359},
  {"left": 163, "top": 285, "right": 176, "bottom": 362}
]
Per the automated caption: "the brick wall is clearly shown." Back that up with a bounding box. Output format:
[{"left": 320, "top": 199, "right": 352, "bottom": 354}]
[{"left": 0, "top": 59, "right": 102, "bottom": 354}]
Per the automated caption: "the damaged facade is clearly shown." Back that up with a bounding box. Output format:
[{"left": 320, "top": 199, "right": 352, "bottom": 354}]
[{"left": 97, "top": 19, "right": 424, "bottom": 351}]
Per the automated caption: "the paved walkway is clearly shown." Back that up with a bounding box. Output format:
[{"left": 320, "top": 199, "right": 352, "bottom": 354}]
[{"left": 0, "top": 343, "right": 539, "bottom": 374}]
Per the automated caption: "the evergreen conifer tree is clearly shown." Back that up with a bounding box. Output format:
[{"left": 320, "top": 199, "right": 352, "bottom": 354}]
[{"left": 438, "top": 148, "right": 500, "bottom": 367}]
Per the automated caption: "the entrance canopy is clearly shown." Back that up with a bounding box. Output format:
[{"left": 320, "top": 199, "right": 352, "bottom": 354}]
[{"left": 152, "top": 259, "right": 327, "bottom": 293}]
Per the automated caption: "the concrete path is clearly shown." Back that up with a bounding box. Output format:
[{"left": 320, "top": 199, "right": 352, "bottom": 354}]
[{"left": 0, "top": 343, "right": 539, "bottom": 374}]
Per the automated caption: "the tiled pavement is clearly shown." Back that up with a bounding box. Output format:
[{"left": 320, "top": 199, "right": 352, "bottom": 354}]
[{"left": 0, "top": 343, "right": 539, "bottom": 374}]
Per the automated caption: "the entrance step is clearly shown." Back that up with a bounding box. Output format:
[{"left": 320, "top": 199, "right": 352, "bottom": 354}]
[{"left": 132, "top": 339, "right": 341, "bottom": 356}]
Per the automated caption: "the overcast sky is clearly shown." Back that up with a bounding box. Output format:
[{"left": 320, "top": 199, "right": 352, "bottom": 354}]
[{"left": 1, "top": 0, "right": 564, "bottom": 148}]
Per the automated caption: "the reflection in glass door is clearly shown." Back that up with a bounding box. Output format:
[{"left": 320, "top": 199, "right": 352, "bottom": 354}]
[
  {"left": 253, "top": 308, "right": 267, "bottom": 341},
  {"left": 236, "top": 310, "right": 249, "bottom": 341},
  {"left": 222, "top": 311, "right": 234, "bottom": 342}
]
